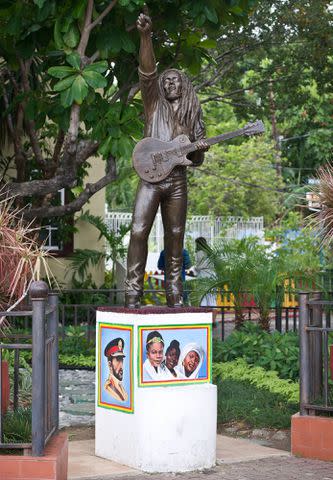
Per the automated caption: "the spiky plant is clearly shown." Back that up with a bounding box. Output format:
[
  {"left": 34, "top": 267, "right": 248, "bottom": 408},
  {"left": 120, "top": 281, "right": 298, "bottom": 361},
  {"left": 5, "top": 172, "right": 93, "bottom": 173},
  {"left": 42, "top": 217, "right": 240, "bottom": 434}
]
[
  {"left": 0, "top": 194, "right": 54, "bottom": 322},
  {"left": 313, "top": 163, "right": 333, "bottom": 245}
]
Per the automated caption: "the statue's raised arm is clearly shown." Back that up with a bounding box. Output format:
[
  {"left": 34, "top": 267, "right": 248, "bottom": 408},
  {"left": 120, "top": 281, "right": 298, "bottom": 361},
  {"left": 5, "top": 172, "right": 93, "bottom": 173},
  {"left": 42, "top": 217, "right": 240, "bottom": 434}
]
[{"left": 136, "top": 13, "right": 156, "bottom": 74}]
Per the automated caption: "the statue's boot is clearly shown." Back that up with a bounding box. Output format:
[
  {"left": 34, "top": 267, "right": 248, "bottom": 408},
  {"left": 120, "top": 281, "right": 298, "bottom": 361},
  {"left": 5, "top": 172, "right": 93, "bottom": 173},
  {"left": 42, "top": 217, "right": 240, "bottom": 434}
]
[
  {"left": 125, "top": 292, "right": 141, "bottom": 309},
  {"left": 166, "top": 293, "right": 184, "bottom": 308}
]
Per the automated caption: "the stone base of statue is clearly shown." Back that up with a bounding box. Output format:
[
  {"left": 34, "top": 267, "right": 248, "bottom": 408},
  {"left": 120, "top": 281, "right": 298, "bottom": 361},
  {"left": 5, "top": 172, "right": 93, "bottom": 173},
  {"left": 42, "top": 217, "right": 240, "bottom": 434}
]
[{"left": 95, "top": 307, "right": 217, "bottom": 472}]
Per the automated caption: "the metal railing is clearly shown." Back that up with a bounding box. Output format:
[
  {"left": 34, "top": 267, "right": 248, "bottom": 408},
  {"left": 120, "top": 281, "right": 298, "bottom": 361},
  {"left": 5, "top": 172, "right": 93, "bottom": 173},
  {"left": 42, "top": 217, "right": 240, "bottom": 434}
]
[
  {"left": 0, "top": 281, "right": 59, "bottom": 456},
  {"left": 299, "top": 292, "right": 333, "bottom": 416},
  {"left": 52, "top": 288, "right": 299, "bottom": 343},
  {"left": 104, "top": 209, "right": 264, "bottom": 252}
]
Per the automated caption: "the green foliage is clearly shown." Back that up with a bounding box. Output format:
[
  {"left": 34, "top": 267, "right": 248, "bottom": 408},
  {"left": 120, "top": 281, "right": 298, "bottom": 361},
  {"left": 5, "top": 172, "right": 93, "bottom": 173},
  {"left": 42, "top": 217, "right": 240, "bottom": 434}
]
[
  {"left": 59, "top": 325, "right": 95, "bottom": 356},
  {"left": 69, "top": 249, "right": 106, "bottom": 280},
  {"left": 1, "top": 350, "right": 32, "bottom": 406},
  {"left": 213, "top": 360, "right": 299, "bottom": 428},
  {"left": 59, "top": 275, "right": 109, "bottom": 304},
  {"left": 71, "top": 211, "right": 130, "bottom": 282},
  {"left": 48, "top": 59, "right": 108, "bottom": 106},
  {"left": 59, "top": 353, "right": 95, "bottom": 369},
  {"left": 213, "top": 323, "right": 300, "bottom": 381},
  {"left": 211, "top": 0, "right": 333, "bottom": 185},
  {"left": 141, "top": 279, "right": 166, "bottom": 306},
  {"left": 1, "top": 0, "right": 257, "bottom": 206},
  {"left": 190, "top": 237, "right": 266, "bottom": 328},
  {"left": 213, "top": 358, "right": 299, "bottom": 403},
  {"left": 188, "top": 118, "right": 285, "bottom": 223},
  {"left": 191, "top": 233, "right": 321, "bottom": 330},
  {"left": 2, "top": 408, "right": 32, "bottom": 444}
]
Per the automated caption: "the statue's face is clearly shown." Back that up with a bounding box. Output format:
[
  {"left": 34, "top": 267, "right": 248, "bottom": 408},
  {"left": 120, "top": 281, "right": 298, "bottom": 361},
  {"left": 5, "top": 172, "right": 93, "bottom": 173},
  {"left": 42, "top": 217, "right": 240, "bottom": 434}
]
[{"left": 163, "top": 71, "right": 182, "bottom": 101}]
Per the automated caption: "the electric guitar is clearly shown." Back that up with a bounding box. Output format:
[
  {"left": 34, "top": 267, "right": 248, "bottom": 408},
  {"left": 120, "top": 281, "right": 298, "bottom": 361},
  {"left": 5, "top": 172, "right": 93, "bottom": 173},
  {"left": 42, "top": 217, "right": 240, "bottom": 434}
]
[{"left": 132, "top": 120, "right": 265, "bottom": 183}]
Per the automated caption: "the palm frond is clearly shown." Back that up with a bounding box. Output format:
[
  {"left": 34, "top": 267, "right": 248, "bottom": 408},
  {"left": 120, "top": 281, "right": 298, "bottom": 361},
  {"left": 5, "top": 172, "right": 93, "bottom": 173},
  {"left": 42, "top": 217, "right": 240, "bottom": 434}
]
[
  {"left": 69, "top": 248, "right": 106, "bottom": 280},
  {"left": 78, "top": 211, "right": 109, "bottom": 241}
]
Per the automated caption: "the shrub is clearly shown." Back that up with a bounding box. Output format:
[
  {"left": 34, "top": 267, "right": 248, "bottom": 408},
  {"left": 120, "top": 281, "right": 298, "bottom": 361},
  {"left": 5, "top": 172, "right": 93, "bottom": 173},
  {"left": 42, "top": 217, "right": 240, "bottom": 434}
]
[
  {"left": 213, "top": 359, "right": 299, "bottom": 403},
  {"left": 213, "top": 359, "right": 299, "bottom": 428},
  {"left": 59, "top": 353, "right": 95, "bottom": 369},
  {"left": 2, "top": 408, "right": 31, "bottom": 444},
  {"left": 213, "top": 322, "right": 299, "bottom": 381},
  {"left": 59, "top": 325, "right": 95, "bottom": 356},
  {"left": 0, "top": 196, "right": 54, "bottom": 315}
]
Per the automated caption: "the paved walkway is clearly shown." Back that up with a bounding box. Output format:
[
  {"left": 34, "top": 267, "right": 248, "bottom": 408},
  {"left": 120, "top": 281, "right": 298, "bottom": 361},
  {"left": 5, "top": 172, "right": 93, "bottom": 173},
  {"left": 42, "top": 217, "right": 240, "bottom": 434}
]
[
  {"left": 61, "top": 370, "right": 333, "bottom": 480},
  {"left": 68, "top": 435, "right": 333, "bottom": 480},
  {"left": 59, "top": 369, "right": 95, "bottom": 428}
]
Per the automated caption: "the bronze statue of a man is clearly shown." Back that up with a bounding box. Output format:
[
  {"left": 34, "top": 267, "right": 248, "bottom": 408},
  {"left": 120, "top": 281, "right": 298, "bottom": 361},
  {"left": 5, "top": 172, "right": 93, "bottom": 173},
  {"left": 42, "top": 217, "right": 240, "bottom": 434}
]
[{"left": 125, "top": 13, "right": 208, "bottom": 308}]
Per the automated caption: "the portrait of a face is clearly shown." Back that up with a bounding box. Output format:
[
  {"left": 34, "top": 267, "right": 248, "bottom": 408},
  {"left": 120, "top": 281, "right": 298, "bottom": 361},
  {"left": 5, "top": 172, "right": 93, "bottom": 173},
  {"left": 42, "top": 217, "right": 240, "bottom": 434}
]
[
  {"left": 139, "top": 325, "right": 211, "bottom": 386},
  {"left": 164, "top": 339, "right": 181, "bottom": 378},
  {"left": 142, "top": 331, "right": 165, "bottom": 381},
  {"left": 183, "top": 350, "right": 200, "bottom": 378},
  {"left": 104, "top": 337, "right": 128, "bottom": 402},
  {"left": 98, "top": 324, "right": 133, "bottom": 413},
  {"left": 108, "top": 355, "right": 124, "bottom": 381},
  {"left": 146, "top": 341, "right": 164, "bottom": 367}
]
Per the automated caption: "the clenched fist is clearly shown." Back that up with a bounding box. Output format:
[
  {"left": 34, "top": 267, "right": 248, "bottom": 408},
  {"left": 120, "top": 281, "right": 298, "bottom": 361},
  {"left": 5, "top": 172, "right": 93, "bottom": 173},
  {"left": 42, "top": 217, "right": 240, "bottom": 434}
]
[{"left": 136, "top": 13, "right": 152, "bottom": 34}]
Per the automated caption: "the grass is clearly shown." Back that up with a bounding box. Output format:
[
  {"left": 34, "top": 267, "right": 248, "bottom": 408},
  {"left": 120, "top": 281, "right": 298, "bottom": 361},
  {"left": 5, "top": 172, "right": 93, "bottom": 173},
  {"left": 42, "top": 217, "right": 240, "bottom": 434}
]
[
  {"left": 214, "top": 359, "right": 299, "bottom": 429},
  {"left": 216, "top": 377, "right": 298, "bottom": 428},
  {"left": 0, "top": 407, "right": 31, "bottom": 455}
]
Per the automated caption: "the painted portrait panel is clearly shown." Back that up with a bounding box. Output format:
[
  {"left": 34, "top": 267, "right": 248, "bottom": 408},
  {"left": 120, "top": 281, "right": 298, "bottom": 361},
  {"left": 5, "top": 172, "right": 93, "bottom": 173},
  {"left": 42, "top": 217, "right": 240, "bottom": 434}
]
[
  {"left": 138, "top": 324, "right": 211, "bottom": 387},
  {"left": 98, "top": 323, "right": 134, "bottom": 413}
]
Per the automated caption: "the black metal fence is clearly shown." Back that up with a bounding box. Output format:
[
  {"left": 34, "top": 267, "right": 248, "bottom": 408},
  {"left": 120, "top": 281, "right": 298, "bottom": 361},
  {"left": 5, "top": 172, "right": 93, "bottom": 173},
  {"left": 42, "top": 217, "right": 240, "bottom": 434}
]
[
  {"left": 53, "top": 288, "right": 299, "bottom": 343},
  {"left": 0, "top": 281, "right": 59, "bottom": 456},
  {"left": 299, "top": 292, "right": 333, "bottom": 416}
]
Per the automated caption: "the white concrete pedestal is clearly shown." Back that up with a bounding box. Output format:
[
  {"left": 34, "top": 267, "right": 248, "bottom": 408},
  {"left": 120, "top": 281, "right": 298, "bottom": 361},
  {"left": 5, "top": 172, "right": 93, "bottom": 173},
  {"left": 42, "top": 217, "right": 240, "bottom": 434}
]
[{"left": 95, "top": 308, "right": 217, "bottom": 472}]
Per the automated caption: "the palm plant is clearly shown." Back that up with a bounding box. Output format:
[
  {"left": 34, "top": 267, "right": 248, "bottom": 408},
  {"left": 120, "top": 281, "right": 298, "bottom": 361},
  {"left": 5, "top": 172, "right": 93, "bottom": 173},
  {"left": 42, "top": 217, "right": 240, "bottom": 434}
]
[
  {"left": 251, "top": 253, "right": 280, "bottom": 331},
  {"left": 192, "top": 233, "right": 322, "bottom": 331},
  {"left": 69, "top": 211, "right": 130, "bottom": 298},
  {"left": 192, "top": 237, "right": 261, "bottom": 329}
]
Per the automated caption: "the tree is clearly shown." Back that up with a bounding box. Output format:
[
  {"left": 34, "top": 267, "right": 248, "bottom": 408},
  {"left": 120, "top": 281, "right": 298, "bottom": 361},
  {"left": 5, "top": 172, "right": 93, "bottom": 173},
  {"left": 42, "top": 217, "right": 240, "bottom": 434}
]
[
  {"left": 195, "top": 0, "right": 333, "bottom": 185},
  {"left": 0, "top": 0, "right": 257, "bottom": 221},
  {"left": 188, "top": 130, "right": 285, "bottom": 223}
]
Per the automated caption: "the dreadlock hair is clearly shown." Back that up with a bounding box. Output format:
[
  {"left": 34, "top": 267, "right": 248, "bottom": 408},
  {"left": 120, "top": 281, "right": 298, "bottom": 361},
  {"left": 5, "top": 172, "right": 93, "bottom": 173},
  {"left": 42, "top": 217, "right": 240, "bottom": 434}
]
[{"left": 158, "top": 69, "right": 203, "bottom": 138}]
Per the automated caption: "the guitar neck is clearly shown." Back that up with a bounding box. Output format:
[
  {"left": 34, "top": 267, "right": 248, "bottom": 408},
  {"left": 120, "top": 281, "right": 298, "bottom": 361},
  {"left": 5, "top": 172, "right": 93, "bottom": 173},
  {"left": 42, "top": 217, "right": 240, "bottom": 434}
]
[{"left": 182, "top": 127, "right": 248, "bottom": 155}]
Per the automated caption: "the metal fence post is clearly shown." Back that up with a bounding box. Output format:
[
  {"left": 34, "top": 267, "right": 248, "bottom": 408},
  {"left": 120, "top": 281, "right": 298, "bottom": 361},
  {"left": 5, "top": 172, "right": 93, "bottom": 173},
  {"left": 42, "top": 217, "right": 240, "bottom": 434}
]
[
  {"left": 275, "top": 285, "right": 283, "bottom": 333},
  {"left": 299, "top": 292, "right": 310, "bottom": 416},
  {"left": 48, "top": 293, "right": 59, "bottom": 433},
  {"left": 309, "top": 292, "right": 322, "bottom": 403},
  {"left": 31, "top": 281, "right": 48, "bottom": 456}
]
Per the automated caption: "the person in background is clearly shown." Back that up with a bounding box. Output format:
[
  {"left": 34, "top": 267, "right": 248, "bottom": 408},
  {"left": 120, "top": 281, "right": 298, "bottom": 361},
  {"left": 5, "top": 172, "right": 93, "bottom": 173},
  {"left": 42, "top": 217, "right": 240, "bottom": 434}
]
[{"left": 158, "top": 248, "right": 191, "bottom": 304}]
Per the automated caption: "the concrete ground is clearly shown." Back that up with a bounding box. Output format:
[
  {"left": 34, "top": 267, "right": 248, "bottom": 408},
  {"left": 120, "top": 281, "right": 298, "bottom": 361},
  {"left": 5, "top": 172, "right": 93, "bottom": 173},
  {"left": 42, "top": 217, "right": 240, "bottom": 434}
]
[{"left": 67, "top": 434, "right": 333, "bottom": 480}]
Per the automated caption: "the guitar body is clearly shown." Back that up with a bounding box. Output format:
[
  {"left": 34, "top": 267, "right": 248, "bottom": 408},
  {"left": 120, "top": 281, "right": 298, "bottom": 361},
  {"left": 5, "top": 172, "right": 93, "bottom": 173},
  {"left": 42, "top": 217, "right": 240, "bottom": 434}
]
[{"left": 132, "top": 134, "right": 193, "bottom": 183}]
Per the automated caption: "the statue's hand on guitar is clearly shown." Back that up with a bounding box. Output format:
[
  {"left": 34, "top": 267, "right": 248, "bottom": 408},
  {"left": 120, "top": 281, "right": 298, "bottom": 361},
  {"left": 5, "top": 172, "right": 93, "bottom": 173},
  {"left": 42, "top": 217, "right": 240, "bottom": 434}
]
[
  {"left": 195, "top": 140, "right": 210, "bottom": 153},
  {"left": 132, "top": 120, "right": 265, "bottom": 183}
]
